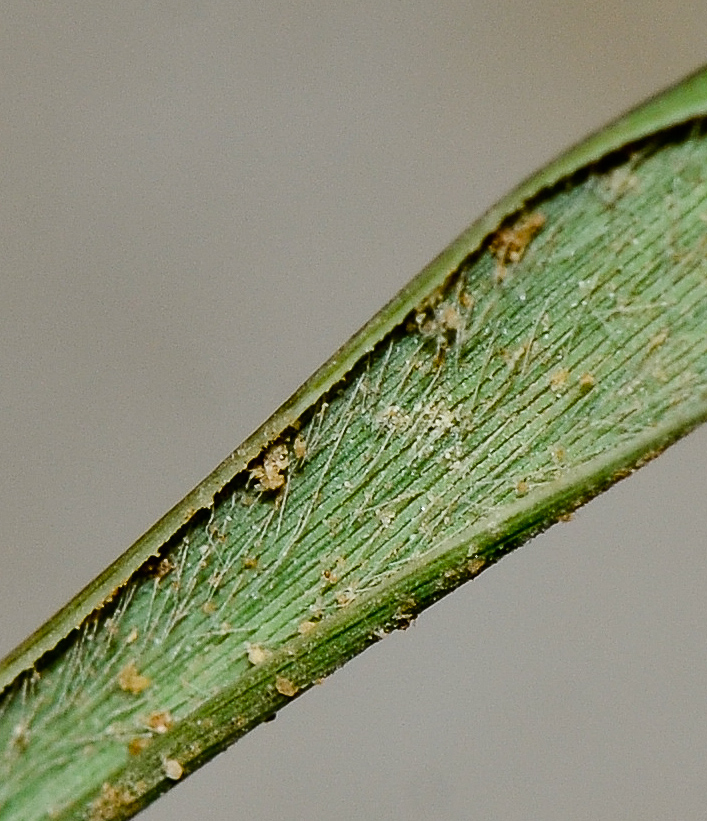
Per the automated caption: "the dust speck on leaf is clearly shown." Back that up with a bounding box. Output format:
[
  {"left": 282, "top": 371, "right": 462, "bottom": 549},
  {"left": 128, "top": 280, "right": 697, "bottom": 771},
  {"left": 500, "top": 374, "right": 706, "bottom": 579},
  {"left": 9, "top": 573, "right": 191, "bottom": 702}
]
[
  {"left": 422, "top": 302, "right": 468, "bottom": 364},
  {"left": 117, "top": 661, "right": 151, "bottom": 695},
  {"left": 437, "top": 304, "right": 463, "bottom": 332},
  {"left": 163, "top": 758, "right": 183, "bottom": 781},
  {"left": 246, "top": 643, "right": 272, "bottom": 665},
  {"left": 250, "top": 443, "right": 290, "bottom": 491},
  {"left": 89, "top": 783, "right": 134, "bottom": 821},
  {"left": 549, "top": 367, "right": 570, "bottom": 393},
  {"left": 10, "top": 722, "right": 30, "bottom": 751},
  {"left": 322, "top": 556, "right": 345, "bottom": 586},
  {"left": 127, "top": 736, "right": 151, "bottom": 756},
  {"left": 146, "top": 710, "right": 174, "bottom": 734},
  {"left": 275, "top": 676, "right": 298, "bottom": 697},
  {"left": 599, "top": 165, "right": 639, "bottom": 203},
  {"left": 393, "top": 601, "right": 417, "bottom": 630},
  {"left": 647, "top": 329, "right": 669, "bottom": 353},
  {"left": 376, "top": 508, "right": 395, "bottom": 528},
  {"left": 293, "top": 433, "right": 307, "bottom": 460},
  {"left": 142, "top": 556, "right": 175, "bottom": 580},
  {"left": 378, "top": 404, "right": 411, "bottom": 432},
  {"left": 490, "top": 211, "right": 546, "bottom": 281},
  {"left": 501, "top": 343, "right": 528, "bottom": 371},
  {"left": 155, "top": 558, "right": 175, "bottom": 579},
  {"left": 578, "top": 372, "right": 596, "bottom": 393}
]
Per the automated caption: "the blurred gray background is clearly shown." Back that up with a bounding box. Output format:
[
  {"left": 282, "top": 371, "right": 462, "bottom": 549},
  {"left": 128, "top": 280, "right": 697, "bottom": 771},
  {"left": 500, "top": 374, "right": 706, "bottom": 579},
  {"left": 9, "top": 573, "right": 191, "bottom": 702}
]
[{"left": 2, "top": 3, "right": 706, "bottom": 819}]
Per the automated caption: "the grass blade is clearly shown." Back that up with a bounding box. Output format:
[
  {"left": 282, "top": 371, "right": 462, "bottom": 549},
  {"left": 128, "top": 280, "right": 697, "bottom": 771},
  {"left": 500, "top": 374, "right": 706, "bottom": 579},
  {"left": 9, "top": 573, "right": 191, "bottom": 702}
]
[{"left": 2, "top": 67, "right": 707, "bottom": 820}]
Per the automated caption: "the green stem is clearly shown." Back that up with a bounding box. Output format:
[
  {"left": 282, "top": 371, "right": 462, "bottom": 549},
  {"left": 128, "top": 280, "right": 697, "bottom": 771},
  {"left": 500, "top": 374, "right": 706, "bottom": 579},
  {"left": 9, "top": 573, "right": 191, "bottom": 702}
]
[{"left": 3, "top": 66, "right": 707, "bottom": 821}]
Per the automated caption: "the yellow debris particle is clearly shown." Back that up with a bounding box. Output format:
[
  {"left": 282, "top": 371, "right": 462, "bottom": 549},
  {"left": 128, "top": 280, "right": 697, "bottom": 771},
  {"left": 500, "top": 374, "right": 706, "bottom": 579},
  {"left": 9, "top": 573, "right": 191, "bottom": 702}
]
[
  {"left": 293, "top": 433, "right": 307, "bottom": 460},
  {"left": 516, "top": 479, "right": 529, "bottom": 496},
  {"left": 10, "top": 722, "right": 29, "bottom": 751},
  {"left": 117, "top": 662, "right": 151, "bottom": 695},
  {"left": 490, "top": 211, "right": 546, "bottom": 280},
  {"left": 412, "top": 298, "right": 467, "bottom": 366},
  {"left": 376, "top": 508, "right": 395, "bottom": 528},
  {"left": 322, "top": 567, "right": 339, "bottom": 584},
  {"left": 601, "top": 166, "right": 639, "bottom": 202},
  {"left": 275, "top": 676, "right": 298, "bottom": 697},
  {"left": 578, "top": 372, "right": 596, "bottom": 393},
  {"left": 250, "top": 443, "right": 289, "bottom": 491},
  {"left": 202, "top": 600, "right": 217, "bottom": 615},
  {"left": 467, "top": 557, "right": 486, "bottom": 576},
  {"left": 154, "top": 558, "right": 175, "bottom": 579},
  {"left": 146, "top": 710, "right": 174, "bottom": 734},
  {"left": 89, "top": 783, "right": 134, "bottom": 821},
  {"left": 437, "top": 303, "right": 463, "bottom": 332},
  {"left": 246, "top": 643, "right": 272, "bottom": 665},
  {"left": 163, "top": 758, "right": 183, "bottom": 781},
  {"left": 127, "top": 737, "right": 151, "bottom": 756},
  {"left": 298, "top": 620, "right": 317, "bottom": 635},
  {"left": 393, "top": 608, "right": 415, "bottom": 630},
  {"left": 549, "top": 367, "right": 570, "bottom": 393},
  {"left": 379, "top": 404, "right": 411, "bottom": 431},
  {"left": 322, "top": 557, "right": 345, "bottom": 586},
  {"left": 501, "top": 343, "right": 527, "bottom": 370},
  {"left": 647, "top": 329, "right": 669, "bottom": 353},
  {"left": 125, "top": 627, "right": 139, "bottom": 644}
]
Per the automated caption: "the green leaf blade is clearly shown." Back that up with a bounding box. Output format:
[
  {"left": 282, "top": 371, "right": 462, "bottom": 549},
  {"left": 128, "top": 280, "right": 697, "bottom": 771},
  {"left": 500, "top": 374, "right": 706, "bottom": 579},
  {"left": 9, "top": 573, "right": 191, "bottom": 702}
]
[{"left": 3, "top": 81, "right": 707, "bottom": 821}]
